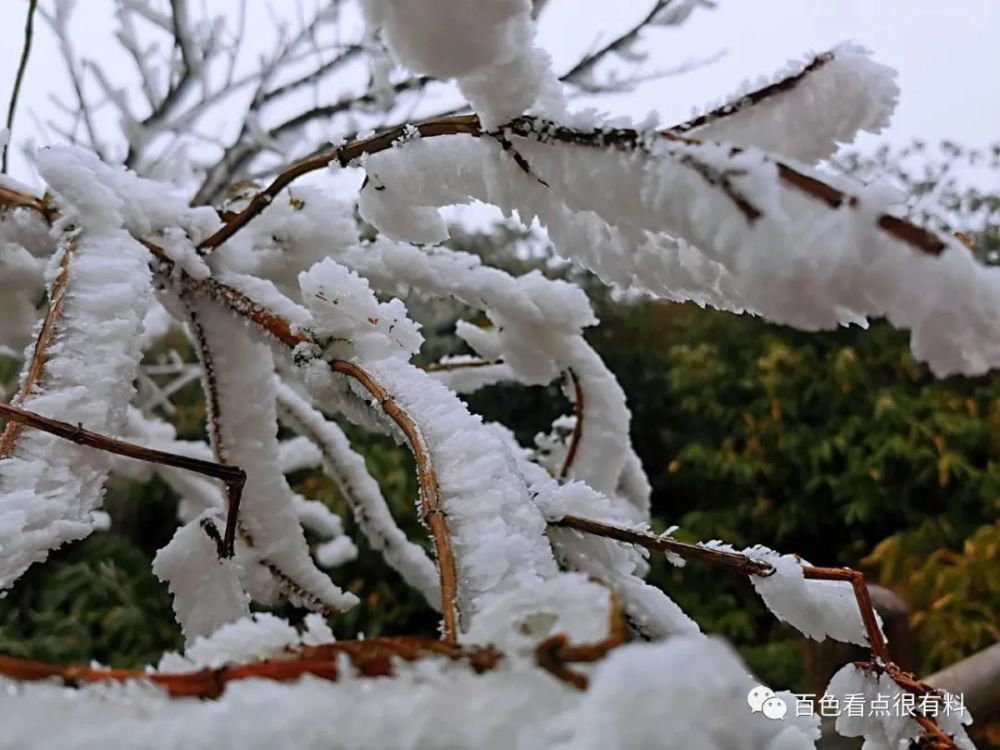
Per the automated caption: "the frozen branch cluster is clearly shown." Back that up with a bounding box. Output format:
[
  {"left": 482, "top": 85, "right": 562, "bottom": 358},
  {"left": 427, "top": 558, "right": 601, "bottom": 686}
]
[{"left": 0, "top": 1, "right": 983, "bottom": 747}]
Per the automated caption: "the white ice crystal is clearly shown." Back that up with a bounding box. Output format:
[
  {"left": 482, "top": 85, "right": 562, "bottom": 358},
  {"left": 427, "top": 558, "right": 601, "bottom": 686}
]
[
  {"left": 275, "top": 379, "right": 441, "bottom": 607},
  {"left": 361, "top": 0, "right": 564, "bottom": 127},
  {"left": 462, "top": 573, "right": 612, "bottom": 652},
  {"left": 737, "top": 544, "right": 884, "bottom": 647},
  {"left": 826, "top": 663, "right": 974, "bottom": 750},
  {"left": 299, "top": 257, "right": 423, "bottom": 361},
  {"left": 684, "top": 43, "right": 899, "bottom": 164},
  {"left": 355, "top": 121, "right": 1000, "bottom": 376},
  {"left": 152, "top": 510, "right": 251, "bottom": 641},
  {"left": 185, "top": 298, "right": 358, "bottom": 616},
  {"left": 0, "top": 226, "right": 151, "bottom": 588}
]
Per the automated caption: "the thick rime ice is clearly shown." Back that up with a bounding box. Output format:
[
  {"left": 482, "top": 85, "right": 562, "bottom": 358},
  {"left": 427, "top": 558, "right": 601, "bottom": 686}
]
[
  {"left": 186, "top": 299, "right": 358, "bottom": 615},
  {"left": 0, "top": 27, "right": 985, "bottom": 748},
  {"left": 549, "top": 637, "right": 820, "bottom": 749},
  {"left": 683, "top": 43, "right": 899, "bottom": 164},
  {"left": 299, "top": 258, "right": 423, "bottom": 361},
  {"left": 275, "top": 380, "right": 441, "bottom": 607},
  {"left": 0, "top": 239, "right": 46, "bottom": 352},
  {"left": 347, "top": 356, "right": 560, "bottom": 620},
  {"left": 337, "top": 238, "right": 647, "bottom": 511},
  {"left": 152, "top": 511, "right": 250, "bottom": 640},
  {"left": 211, "top": 187, "right": 359, "bottom": 297},
  {"left": 357, "top": 127, "right": 1000, "bottom": 376},
  {"left": 728, "top": 544, "right": 883, "bottom": 647},
  {"left": 361, "top": 0, "right": 563, "bottom": 128},
  {"left": 825, "top": 664, "right": 974, "bottom": 750},
  {"left": 36, "top": 146, "right": 219, "bottom": 278},
  {"left": 462, "top": 573, "right": 612, "bottom": 652},
  {"left": 0, "top": 637, "right": 820, "bottom": 749},
  {"left": 157, "top": 613, "right": 332, "bottom": 672},
  {"left": 0, "top": 230, "right": 151, "bottom": 588}
]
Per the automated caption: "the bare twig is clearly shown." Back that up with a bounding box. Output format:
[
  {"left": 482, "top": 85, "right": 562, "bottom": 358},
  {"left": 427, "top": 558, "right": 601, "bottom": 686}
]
[
  {"left": 554, "top": 515, "right": 775, "bottom": 576},
  {"left": 559, "top": 0, "right": 668, "bottom": 86},
  {"left": 0, "top": 402, "right": 245, "bottom": 557},
  {"left": 2, "top": 0, "right": 38, "bottom": 173}
]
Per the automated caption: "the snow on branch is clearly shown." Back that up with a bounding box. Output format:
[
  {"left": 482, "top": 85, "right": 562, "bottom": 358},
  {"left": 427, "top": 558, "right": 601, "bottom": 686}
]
[
  {"left": 274, "top": 379, "right": 442, "bottom": 607},
  {"left": 0, "top": 202, "right": 152, "bottom": 586},
  {"left": 670, "top": 43, "right": 899, "bottom": 164},
  {"left": 176, "top": 293, "right": 358, "bottom": 619},
  {"left": 361, "top": 0, "right": 564, "bottom": 128},
  {"left": 0, "top": 19, "right": 987, "bottom": 741}
]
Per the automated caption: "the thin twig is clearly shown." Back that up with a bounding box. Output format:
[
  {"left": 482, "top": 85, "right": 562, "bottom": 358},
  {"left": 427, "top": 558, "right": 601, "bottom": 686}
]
[
  {"left": 0, "top": 402, "right": 245, "bottom": 557},
  {"left": 554, "top": 514, "right": 959, "bottom": 748},
  {"left": 2, "top": 0, "right": 38, "bottom": 173},
  {"left": 0, "top": 234, "right": 78, "bottom": 458},
  {"left": 668, "top": 50, "right": 834, "bottom": 134},
  {"left": 554, "top": 515, "right": 775, "bottom": 576},
  {"left": 559, "top": 0, "right": 668, "bottom": 86}
]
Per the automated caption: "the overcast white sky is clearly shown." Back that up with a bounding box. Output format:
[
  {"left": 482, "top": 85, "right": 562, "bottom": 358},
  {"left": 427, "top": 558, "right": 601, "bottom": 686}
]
[{"left": 1, "top": 0, "right": 998, "bottom": 183}]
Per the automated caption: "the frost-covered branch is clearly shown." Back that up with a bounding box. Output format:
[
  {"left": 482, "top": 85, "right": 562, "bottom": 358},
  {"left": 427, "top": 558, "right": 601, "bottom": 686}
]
[
  {"left": 274, "top": 379, "right": 441, "bottom": 607},
  {"left": 0, "top": 400, "right": 245, "bottom": 557}
]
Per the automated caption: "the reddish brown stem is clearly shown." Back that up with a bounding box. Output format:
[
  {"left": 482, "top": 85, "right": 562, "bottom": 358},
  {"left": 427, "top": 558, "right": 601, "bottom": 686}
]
[
  {"left": 801, "top": 565, "right": 889, "bottom": 661},
  {"left": 554, "top": 514, "right": 775, "bottom": 576},
  {"left": 141, "top": 244, "right": 460, "bottom": 642},
  {"left": 556, "top": 515, "right": 959, "bottom": 748},
  {"left": 0, "top": 637, "right": 501, "bottom": 699},
  {"left": 0, "top": 235, "right": 78, "bottom": 458},
  {"left": 0, "top": 402, "right": 245, "bottom": 557}
]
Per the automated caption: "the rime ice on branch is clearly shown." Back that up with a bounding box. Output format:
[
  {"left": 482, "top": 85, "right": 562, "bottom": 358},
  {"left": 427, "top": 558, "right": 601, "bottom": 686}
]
[{"left": 0, "top": 1, "right": 986, "bottom": 748}]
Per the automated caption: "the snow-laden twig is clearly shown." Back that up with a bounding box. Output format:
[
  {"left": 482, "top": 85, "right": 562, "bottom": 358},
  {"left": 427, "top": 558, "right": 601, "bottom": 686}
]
[
  {"left": 176, "top": 292, "right": 358, "bottom": 617},
  {"left": 275, "top": 379, "right": 441, "bottom": 607},
  {"left": 669, "top": 43, "right": 898, "bottom": 163}
]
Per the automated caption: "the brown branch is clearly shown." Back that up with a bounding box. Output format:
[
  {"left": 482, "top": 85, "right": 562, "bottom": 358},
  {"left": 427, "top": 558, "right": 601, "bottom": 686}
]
[
  {"left": 0, "top": 629, "right": 630, "bottom": 698},
  {"left": 669, "top": 50, "right": 834, "bottom": 134},
  {"left": 559, "top": 0, "right": 670, "bottom": 86},
  {"left": 554, "top": 515, "right": 775, "bottom": 576},
  {"left": 0, "top": 402, "right": 245, "bottom": 557},
  {"left": 555, "top": 515, "right": 959, "bottom": 748},
  {"left": 0, "top": 234, "right": 78, "bottom": 458},
  {"left": 0, "top": 183, "right": 55, "bottom": 220},
  {"left": 138, "top": 244, "right": 460, "bottom": 642},
  {"left": 558, "top": 369, "right": 584, "bottom": 480},
  {"left": 0, "top": 637, "right": 501, "bottom": 699},
  {"left": 535, "top": 633, "right": 621, "bottom": 690},
  {"left": 195, "top": 113, "right": 951, "bottom": 257},
  {"left": 800, "top": 565, "right": 889, "bottom": 662},
  {"left": 2, "top": 0, "right": 38, "bottom": 173}
]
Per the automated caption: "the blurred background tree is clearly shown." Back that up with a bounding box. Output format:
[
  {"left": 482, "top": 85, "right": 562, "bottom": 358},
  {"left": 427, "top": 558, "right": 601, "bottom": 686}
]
[{"left": 2, "top": 142, "right": 997, "bottom": 739}]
